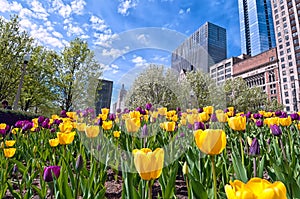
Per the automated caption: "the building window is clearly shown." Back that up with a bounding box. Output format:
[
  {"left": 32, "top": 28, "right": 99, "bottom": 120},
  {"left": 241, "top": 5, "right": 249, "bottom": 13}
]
[
  {"left": 287, "top": 48, "right": 291, "bottom": 53},
  {"left": 288, "top": 55, "right": 292, "bottom": 60},
  {"left": 286, "top": 41, "right": 290, "bottom": 46},
  {"left": 283, "top": 77, "right": 287, "bottom": 82},
  {"left": 225, "top": 62, "right": 231, "bottom": 67},
  {"left": 286, "top": 99, "right": 290, "bottom": 104},
  {"left": 281, "top": 64, "right": 285, "bottom": 68},
  {"left": 286, "top": 106, "right": 290, "bottom": 111},
  {"left": 284, "top": 84, "right": 288, "bottom": 89},
  {"left": 285, "top": 35, "right": 289, "bottom": 40},
  {"left": 279, "top": 44, "right": 283, "bottom": 49},
  {"left": 285, "top": 92, "right": 289, "bottom": 97},
  {"left": 291, "top": 76, "right": 295, "bottom": 81},
  {"left": 278, "top": 38, "right": 282, "bottom": 43},
  {"left": 290, "top": 69, "right": 294, "bottom": 74},
  {"left": 289, "top": 62, "right": 293, "bottom": 67},
  {"left": 280, "top": 51, "right": 284, "bottom": 56},
  {"left": 281, "top": 57, "right": 285, "bottom": 62},
  {"left": 283, "top": 71, "right": 286, "bottom": 76}
]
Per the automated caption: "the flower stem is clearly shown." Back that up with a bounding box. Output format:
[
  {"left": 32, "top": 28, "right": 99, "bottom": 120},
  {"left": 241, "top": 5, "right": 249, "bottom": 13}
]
[
  {"left": 253, "top": 157, "right": 257, "bottom": 177},
  {"left": 279, "top": 138, "right": 287, "bottom": 162},
  {"left": 148, "top": 180, "right": 153, "bottom": 199},
  {"left": 210, "top": 155, "right": 218, "bottom": 199},
  {"left": 185, "top": 175, "right": 190, "bottom": 199},
  {"left": 239, "top": 134, "right": 244, "bottom": 166}
]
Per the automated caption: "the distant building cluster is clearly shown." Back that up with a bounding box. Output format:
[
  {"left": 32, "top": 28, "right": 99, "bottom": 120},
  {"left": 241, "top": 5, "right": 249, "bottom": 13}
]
[
  {"left": 171, "top": 0, "right": 300, "bottom": 113},
  {"left": 97, "top": 0, "right": 300, "bottom": 113}
]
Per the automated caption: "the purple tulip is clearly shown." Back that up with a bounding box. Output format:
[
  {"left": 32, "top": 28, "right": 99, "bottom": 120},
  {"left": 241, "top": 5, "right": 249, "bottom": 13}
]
[
  {"left": 15, "top": 121, "right": 23, "bottom": 128},
  {"left": 60, "top": 110, "right": 67, "bottom": 118},
  {"left": 116, "top": 108, "right": 122, "bottom": 113},
  {"left": 256, "top": 119, "right": 263, "bottom": 127},
  {"left": 194, "top": 122, "right": 205, "bottom": 130},
  {"left": 246, "top": 111, "right": 252, "bottom": 119},
  {"left": 176, "top": 107, "right": 181, "bottom": 112},
  {"left": 180, "top": 132, "right": 185, "bottom": 137},
  {"left": 187, "top": 124, "right": 193, "bottom": 130},
  {"left": 253, "top": 113, "right": 262, "bottom": 119},
  {"left": 123, "top": 108, "right": 130, "bottom": 114},
  {"left": 197, "top": 108, "right": 203, "bottom": 113},
  {"left": 136, "top": 107, "right": 142, "bottom": 112},
  {"left": 50, "top": 128, "right": 56, "bottom": 133},
  {"left": 270, "top": 124, "right": 282, "bottom": 136},
  {"left": 210, "top": 114, "right": 218, "bottom": 122},
  {"left": 142, "top": 124, "right": 148, "bottom": 138},
  {"left": 0, "top": 129, "right": 6, "bottom": 135},
  {"left": 109, "top": 113, "right": 116, "bottom": 121},
  {"left": 280, "top": 112, "right": 288, "bottom": 118},
  {"left": 22, "top": 122, "right": 33, "bottom": 131},
  {"left": 275, "top": 110, "right": 282, "bottom": 117},
  {"left": 145, "top": 103, "right": 152, "bottom": 111},
  {"left": 42, "top": 120, "right": 50, "bottom": 129},
  {"left": 290, "top": 113, "right": 299, "bottom": 121},
  {"left": 43, "top": 166, "right": 61, "bottom": 182},
  {"left": 267, "top": 138, "right": 271, "bottom": 145},
  {"left": 38, "top": 116, "right": 45, "bottom": 124},
  {"left": 249, "top": 138, "right": 260, "bottom": 156},
  {"left": 5, "top": 124, "right": 10, "bottom": 131},
  {"left": 97, "top": 118, "right": 103, "bottom": 126}
]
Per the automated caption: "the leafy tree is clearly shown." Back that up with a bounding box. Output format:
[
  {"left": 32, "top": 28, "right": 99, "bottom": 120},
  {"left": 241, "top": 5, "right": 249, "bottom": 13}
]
[
  {"left": 20, "top": 47, "right": 60, "bottom": 115},
  {"left": 54, "top": 38, "right": 102, "bottom": 111},
  {"left": 224, "top": 77, "right": 268, "bottom": 112},
  {"left": 126, "top": 64, "right": 183, "bottom": 110},
  {"left": 0, "top": 15, "right": 33, "bottom": 104}
]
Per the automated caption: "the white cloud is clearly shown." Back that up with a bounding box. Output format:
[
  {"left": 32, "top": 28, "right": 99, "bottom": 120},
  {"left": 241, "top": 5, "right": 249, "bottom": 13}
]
[
  {"left": 52, "top": 31, "right": 63, "bottom": 38},
  {"left": 132, "top": 56, "right": 147, "bottom": 67},
  {"left": 90, "top": 15, "right": 108, "bottom": 31},
  {"left": 64, "top": 24, "right": 84, "bottom": 37},
  {"left": 80, "top": 34, "right": 90, "bottom": 39},
  {"left": 0, "top": 0, "right": 22, "bottom": 13},
  {"left": 59, "top": 4, "right": 72, "bottom": 18},
  {"left": 30, "top": 25, "right": 64, "bottom": 48},
  {"left": 186, "top": 8, "right": 191, "bottom": 13},
  {"left": 101, "top": 48, "right": 127, "bottom": 59},
  {"left": 118, "top": 0, "right": 137, "bottom": 16},
  {"left": 71, "top": 0, "right": 86, "bottom": 15},
  {"left": 179, "top": 8, "right": 190, "bottom": 15},
  {"left": 30, "top": 0, "right": 49, "bottom": 20},
  {"left": 111, "top": 64, "right": 119, "bottom": 69},
  {"left": 179, "top": 9, "right": 184, "bottom": 15},
  {"left": 94, "top": 32, "right": 118, "bottom": 47}
]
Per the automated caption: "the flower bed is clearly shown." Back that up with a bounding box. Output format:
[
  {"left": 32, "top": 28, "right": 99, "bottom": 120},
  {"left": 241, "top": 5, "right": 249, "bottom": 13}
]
[{"left": 0, "top": 106, "right": 299, "bottom": 199}]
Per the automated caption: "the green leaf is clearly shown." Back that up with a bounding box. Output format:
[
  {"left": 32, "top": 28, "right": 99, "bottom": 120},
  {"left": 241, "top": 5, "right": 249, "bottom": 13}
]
[
  {"left": 231, "top": 151, "right": 248, "bottom": 183},
  {"left": 258, "top": 155, "right": 265, "bottom": 178},
  {"left": 189, "top": 178, "right": 208, "bottom": 199}
]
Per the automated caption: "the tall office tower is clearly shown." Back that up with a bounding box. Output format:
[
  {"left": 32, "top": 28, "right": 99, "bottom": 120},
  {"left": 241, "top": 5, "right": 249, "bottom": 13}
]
[
  {"left": 238, "top": 0, "right": 276, "bottom": 56},
  {"left": 95, "top": 79, "right": 113, "bottom": 115},
  {"left": 271, "top": 0, "right": 300, "bottom": 113},
  {"left": 171, "top": 22, "right": 227, "bottom": 73}
]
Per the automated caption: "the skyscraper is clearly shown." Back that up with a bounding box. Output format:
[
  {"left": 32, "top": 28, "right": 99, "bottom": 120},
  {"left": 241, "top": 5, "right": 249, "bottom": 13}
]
[
  {"left": 238, "top": 0, "right": 276, "bottom": 56},
  {"left": 95, "top": 79, "right": 113, "bottom": 115},
  {"left": 171, "top": 22, "right": 227, "bottom": 73},
  {"left": 271, "top": 0, "right": 300, "bottom": 113}
]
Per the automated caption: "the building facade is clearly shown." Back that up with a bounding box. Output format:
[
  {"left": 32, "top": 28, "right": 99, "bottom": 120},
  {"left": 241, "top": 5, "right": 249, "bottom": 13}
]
[
  {"left": 171, "top": 22, "right": 227, "bottom": 73},
  {"left": 95, "top": 79, "right": 113, "bottom": 115},
  {"left": 210, "top": 55, "right": 249, "bottom": 85},
  {"left": 271, "top": 0, "right": 300, "bottom": 112},
  {"left": 232, "top": 48, "right": 281, "bottom": 103},
  {"left": 238, "top": 0, "right": 276, "bottom": 56},
  {"left": 112, "top": 84, "right": 127, "bottom": 113}
]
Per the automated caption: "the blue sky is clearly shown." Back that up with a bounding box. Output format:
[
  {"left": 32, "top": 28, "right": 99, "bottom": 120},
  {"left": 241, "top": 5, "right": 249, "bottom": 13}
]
[{"left": 0, "top": 0, "right": 241, "bottom": 105}]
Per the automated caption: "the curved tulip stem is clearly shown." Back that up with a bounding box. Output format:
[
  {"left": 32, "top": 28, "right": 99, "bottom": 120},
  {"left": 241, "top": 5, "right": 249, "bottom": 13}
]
[
  {"left": 239, "top": 134, "right": 244, "bottom": 166},
  {"left": 279, "top": 138, "right": 287, "bottom": 162},
  {"left": 210, "top": 155, "right": 218, "bottom": 199}
]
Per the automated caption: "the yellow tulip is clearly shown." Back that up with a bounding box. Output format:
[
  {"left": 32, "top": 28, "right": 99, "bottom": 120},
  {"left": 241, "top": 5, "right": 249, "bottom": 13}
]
[
  {"left": 59, "top": 121, "right": 74, "bottom": 133},
  {"left": 132, "top": 148, "right": 164, "bottom": 181},
  {"left": 228, "top": 116, "right": 246, "bottom": 131},
  {"left": 113, "top": 131, "right": 121, "bottom": 138},
  {"left": 194, "top": 129, "right": 226, "bottom": 155},
  {"left": 102, "top": 121, "right": 113, "bottom": 130},
  {"left": 98, "top": 113, "right": 107, "bottom": 121},
  {"left": 4, "top": 148, "right": 16, "bottom": 158},
  {"left": 150, "top": 111, "right": 159, "bottom": 119},
  {"left": 216, "top": 112, "right": 228, "bottom": 123},
  {"left": 5, "top": 140, "right": 16, "bottom": 147},
  {"left": 129, "top": 111, "right": 141, "bottom": 120},
  {"left": 227, "top": 107, "right": 234, "bottom": 112},
  {"left": 187, "top": 114, "right": 198, "bottom": 125},
  {"left": 182, "top": 162, "right": 188, "bottom": 175},
  {"left": 85, "top": 125, "right": 100, "bottom": 138},
  {"left": 101, "top": 108, "right": 110, "bottom": 115},
  {"left": 180, "top": 119, "right": 187, "bottom": 126},
  {"left": 0, "top": 123, "right": 7, "bottom": 130},
  {"left": 57, "top": 132, "right": 76, "bottom": 145},
  {"left": 12, "top": 127, "right": 20, "bottom": 135},
  {"left": 66, "top": 112, "right": 78, "bottom": 120},
  {"left": 125, "top": 118, "right": 140, "bottom": 133},
  {"left": 263, "top": 111, "right": 273, "bottom": 118},
  {"left": 198, "top": 112, "right": 210, "bottom": 122},
  {"left": 264, "top": 117, "right": 279, "bottom": 127},
  {"left": 279, "top": 116, "right": 292, "bottom": 127},
  {"left": 163, "top": 122, "right": 176, "bottom": 132},
  {"left": 225, "top": 178, "right": 287, "bottom": 199},
  {"left": 76, "top": 123, "right": 86, "bottom": 132},
  {"left": 203, "top": 106, "right": 214, "bottom": 115},
  {"left": 157, "top": 107, "right": 167, "bottom": 116},
  {"left": 49, "top": 138, "right": 59, "bottom": 147}
]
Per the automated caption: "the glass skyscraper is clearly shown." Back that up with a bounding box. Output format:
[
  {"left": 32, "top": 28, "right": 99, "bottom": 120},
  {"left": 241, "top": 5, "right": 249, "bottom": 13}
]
[
  {"left": 238, "top": 0, "right": 276, "bottom": 56},
  {"left": 171, "top": 22, "right": 227, "bottom": 73}
]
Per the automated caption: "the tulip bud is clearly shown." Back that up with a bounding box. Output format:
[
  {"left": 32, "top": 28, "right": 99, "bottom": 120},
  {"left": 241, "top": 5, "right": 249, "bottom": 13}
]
[
  {"left": 0, "top": 142, "right": 3, "bottom": 149},
  {"left": 275, "top": 110, "right": 282, "bottom": 117},
  {"left": 249, "top": 138, "right": 260, "bottom": 156},
  {"left": 13, "top": 164, "right": 18, "bottom": 174},
  {"left": 256, "top": 119, "right": 263, "bottom": 127},
  {"left": 142, "top": 124, "right": 148, "bottom": 138},
  {"left": 75, "top": 154, "right": 84, "bottom": 172},
  {"left": 247, "top": 136, "right": 252, "bottom": 146},
  {"left": 33, "top": 146, "right": 37, "bottom": 153},
  {"left": 43, "top": 166, "right": 61, "bottom": 182},
  {"left": 194, "top": 122, "right": 205, "bottom": 130},
  {"left": 290, "top": 113, "right": 299, "bottom": 121},
  {"left": 145, "top": 103, "right": 152, "bottom": 111},
  {"left": 182, "top": 162, "right": 188, "bottom": 175}
]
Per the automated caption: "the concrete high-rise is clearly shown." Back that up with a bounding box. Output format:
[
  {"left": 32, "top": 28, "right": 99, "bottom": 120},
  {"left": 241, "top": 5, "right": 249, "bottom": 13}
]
[
  {"left": 171, "top": 22, "right": 227, "bottom": 73},
  {"left": 271, "top": 0, "right": 300, "bottom": 113},
  {"left": 95, "top": 79, "right": 113, "bottom": 115},
  {"left": 238, "top": 0, "right": 276, "bottom": 56}
]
